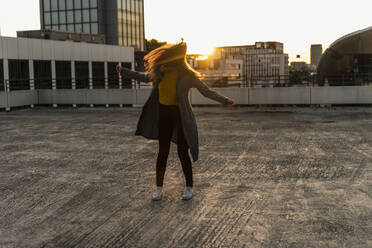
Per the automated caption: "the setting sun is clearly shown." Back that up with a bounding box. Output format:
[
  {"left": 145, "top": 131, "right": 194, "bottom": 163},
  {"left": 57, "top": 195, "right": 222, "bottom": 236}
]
[
  {"left": 163, "top": 37, "right": 215, "bottom": 56},
  {"left": 187, "top": 44, "right": 215, "bottom": 56},
  {"left": 196, "top": 55, "right": 208, "bottom": 60}
]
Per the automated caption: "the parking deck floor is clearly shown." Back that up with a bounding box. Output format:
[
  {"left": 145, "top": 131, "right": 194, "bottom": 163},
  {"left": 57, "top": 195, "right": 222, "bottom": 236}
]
[{"left": 0, "top": 106, "right": 371, "bottom": 247}]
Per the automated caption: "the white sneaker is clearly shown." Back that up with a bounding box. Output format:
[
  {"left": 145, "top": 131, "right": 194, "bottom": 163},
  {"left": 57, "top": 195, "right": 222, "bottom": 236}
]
[
  {"left": 152, "top": 187, "right": 163, "bottom": 201},
  {"left": 182, "top": 186, "right": 193, "bottom": 200}
]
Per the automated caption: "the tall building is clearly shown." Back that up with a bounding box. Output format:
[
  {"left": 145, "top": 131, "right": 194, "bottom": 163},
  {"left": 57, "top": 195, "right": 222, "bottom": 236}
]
[
  {"left": 39, "top": 0, "right": 145, "bottom": 50},
  {"left": 214, "top": 42, "right": 289, "bottom": 87},
  {"left": 310, "top": 44, "right": 322, "bottom": 67}
]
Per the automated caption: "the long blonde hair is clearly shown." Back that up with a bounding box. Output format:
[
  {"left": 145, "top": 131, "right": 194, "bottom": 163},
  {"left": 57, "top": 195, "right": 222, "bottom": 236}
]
[{"left": 144, "top": 42, "right": 201, "bottom": 81}]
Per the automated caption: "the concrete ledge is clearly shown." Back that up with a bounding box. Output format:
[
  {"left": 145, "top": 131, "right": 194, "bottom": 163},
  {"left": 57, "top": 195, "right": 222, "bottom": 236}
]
[
  {"left": 38, "top": 89, "right": 135, "bottom": 105},
  {"left": 135, "top": 88, "right": 152, "bottom": 105},
  {"left": 86, "top": 89, "right": 134, "bottom": 105},
  {"left": 0, "top": 92, "right": 7, "bottom": 108},
  {"left": 191, "top": 88, "right": 249, "bottom": 105},
  {"left": 311, "top": 86, "right": 372, "bottom": 104},
  {"left": 38, "top": 89, "right": 87, "bottom": 105},
  {"left": 8, "top": 90, "right": 38, "bottom": 107},
  {"left": 37, "top": 90, "right": 53, "bottom": 104},
  {"left": 3, "top": 87, "right": 372, "bottom": 109},
  {"left": 249, "top": 87, "right": 311, "bottom": 105}
]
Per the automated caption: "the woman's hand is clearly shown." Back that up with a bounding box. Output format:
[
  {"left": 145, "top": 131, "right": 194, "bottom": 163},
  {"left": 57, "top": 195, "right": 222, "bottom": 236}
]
[
  {"left": 226, "top": 98, "right": 235, "bottom": 106},
  {"left": 116, "top": 64, "right": 122, "bottom": 73}
]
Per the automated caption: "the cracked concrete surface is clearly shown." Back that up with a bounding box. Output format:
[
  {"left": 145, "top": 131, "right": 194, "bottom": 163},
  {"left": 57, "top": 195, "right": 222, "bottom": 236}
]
[{"left": 0, "top": 106, "right": 371, "bottom": 248}]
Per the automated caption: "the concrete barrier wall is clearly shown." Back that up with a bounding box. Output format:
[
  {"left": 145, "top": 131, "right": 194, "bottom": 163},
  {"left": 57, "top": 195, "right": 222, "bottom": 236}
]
[
  {"left": 38, "top": 89, "right": 135, "bottom": 105},
  {"left": 191, "top": 88, "right": 249, "bottom": 105},
  {"left": 87, "top": 89, "right": 134, "bottom": 105},
  {"left": 249, "top": 87, "right": 311, "bottom": 105},
  {"left": 0, "top": 92, "right": 7, "bottom": 108},
  {"left": 311, "top": 86, "right": 372, "bottom": 104},
  {"left": 2, "top": 87, "right": 372, "bottom": 110},
  {"left": 135, "top": 88, "right": 152, "bottom": 105},
  {"left": 8, "top": 90, "right": 38, "bottom": 107},
  {"left": 38, "top": 90, "right": 87, "bottom": 105}
]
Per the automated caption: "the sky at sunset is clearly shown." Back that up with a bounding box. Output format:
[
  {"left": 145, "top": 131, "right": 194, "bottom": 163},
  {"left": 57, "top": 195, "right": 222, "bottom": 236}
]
[{"left": 0, "top": 0, "right": 371, "bottom": 62}]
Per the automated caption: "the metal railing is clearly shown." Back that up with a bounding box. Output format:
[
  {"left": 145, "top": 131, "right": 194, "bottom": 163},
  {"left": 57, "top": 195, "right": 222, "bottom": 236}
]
[
  {"left": 318, "top": 73, "right": 372, "bottom": 86},
  {"left": 3, "top": 73, "right": 372, "bottom": 92},
  {"left": 204, "top": 75, "right": 291, "bottom": 88},
  {"left": 3, "top": 77, "right": 137, "bottom": 92},
  {"left": 2, "top": 78, "right": 372, "bottom": 111},
  {"left": 205, "top": 73, "right": 372, "bottom": 88},
  {"left": 0, "top": 80, "right": 4, "bottom": 92}
]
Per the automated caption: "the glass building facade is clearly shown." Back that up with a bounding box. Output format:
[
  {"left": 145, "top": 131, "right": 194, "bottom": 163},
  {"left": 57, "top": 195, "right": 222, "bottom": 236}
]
[
  {"left": 117, "top": 0, "right": 145, "bottom": 50},
  {"left": 0, "top": 60, "right": 4, "bottom": 91},
  {"left": 41, "top": 0, "right": 99, "bottom": 34},
  {"left": 40, "top": 0, "right": 145, "bottom": 50}
]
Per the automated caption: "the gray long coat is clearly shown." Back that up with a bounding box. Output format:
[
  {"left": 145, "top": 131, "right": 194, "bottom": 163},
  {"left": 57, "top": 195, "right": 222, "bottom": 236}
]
[{"left": 121, "top": 68, "right": 229, "bottom": 162}]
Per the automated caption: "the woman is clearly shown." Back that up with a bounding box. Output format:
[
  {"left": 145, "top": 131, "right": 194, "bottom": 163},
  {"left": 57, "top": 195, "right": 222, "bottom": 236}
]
[{"left": 116, "top": 42, "right": 234, "bottom": 201}]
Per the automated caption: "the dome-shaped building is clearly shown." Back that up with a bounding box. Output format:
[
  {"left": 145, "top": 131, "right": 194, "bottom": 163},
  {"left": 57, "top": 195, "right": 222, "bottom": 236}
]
[{"left": 317, "top": 26, "right": 372, "bottom": 86}]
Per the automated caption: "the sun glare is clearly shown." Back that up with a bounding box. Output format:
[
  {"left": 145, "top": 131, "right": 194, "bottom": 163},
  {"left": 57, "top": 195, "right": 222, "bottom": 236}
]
[
  {"left": 187, "top": 44, "right": 215, "bottom": 56},
  {"left": 196, "top": 55, "right": 208, "bottom": 60}
]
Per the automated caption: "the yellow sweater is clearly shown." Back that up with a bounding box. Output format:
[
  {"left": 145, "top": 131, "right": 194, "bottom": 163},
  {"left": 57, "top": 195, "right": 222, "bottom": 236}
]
[{"left": 158, "top": 71, "right": 179, "bottom": 106}]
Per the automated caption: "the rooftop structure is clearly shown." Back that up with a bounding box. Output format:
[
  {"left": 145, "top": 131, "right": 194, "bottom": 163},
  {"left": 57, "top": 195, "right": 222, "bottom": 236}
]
[
  {"left": 0, "top": 35, "right": 135, "bottom": 92},
  {"left": 317, "top": 26, "right": 372, "bottom": 85},
  {"left": 17, "top": 29, "right": 105, "bottom": 44}
]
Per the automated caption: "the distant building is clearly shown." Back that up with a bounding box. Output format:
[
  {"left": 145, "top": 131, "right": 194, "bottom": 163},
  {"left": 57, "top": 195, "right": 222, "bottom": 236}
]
[
  {"left": 310, "top": 44, "right": 322, "bottom": 67},
  {"left": 318, "top": 27, "right": 372, "bottom": 86},
  {"left": 290, "top": 61, "right": 316, "bottom": 72},
  {"left": 214, "top": 42, "right": 289, "bottom": 87},
  {"left": 0, "top": 35, "right": 135, "bottom": 92},
  {"left": 290, "top": 61, "right": 307, "bottom": 71},
  {"left": 39, "top": 0, "right": 145, "bottom": 50},
  {"left": 187, "top": 55, "right": 243, "bottom": 87}
]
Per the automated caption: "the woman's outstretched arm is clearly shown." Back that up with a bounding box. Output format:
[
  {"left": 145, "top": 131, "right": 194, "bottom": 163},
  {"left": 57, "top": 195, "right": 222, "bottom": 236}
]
[
  {"left": 192, "top": 78, "right": 234, "bottom": 105},
  {"left": 116, "top": 65, "right": 151, "bottom": 83}
]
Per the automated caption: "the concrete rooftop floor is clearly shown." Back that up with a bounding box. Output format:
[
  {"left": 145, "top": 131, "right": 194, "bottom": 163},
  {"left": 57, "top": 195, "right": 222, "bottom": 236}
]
[{"left": 0, "top": 106, "right": 371, "bottom": 248}]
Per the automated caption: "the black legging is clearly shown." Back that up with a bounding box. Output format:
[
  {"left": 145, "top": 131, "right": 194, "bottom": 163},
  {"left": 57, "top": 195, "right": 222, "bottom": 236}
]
[{"left": 156, "top": 104, "right": 193, "bottom": 187}]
